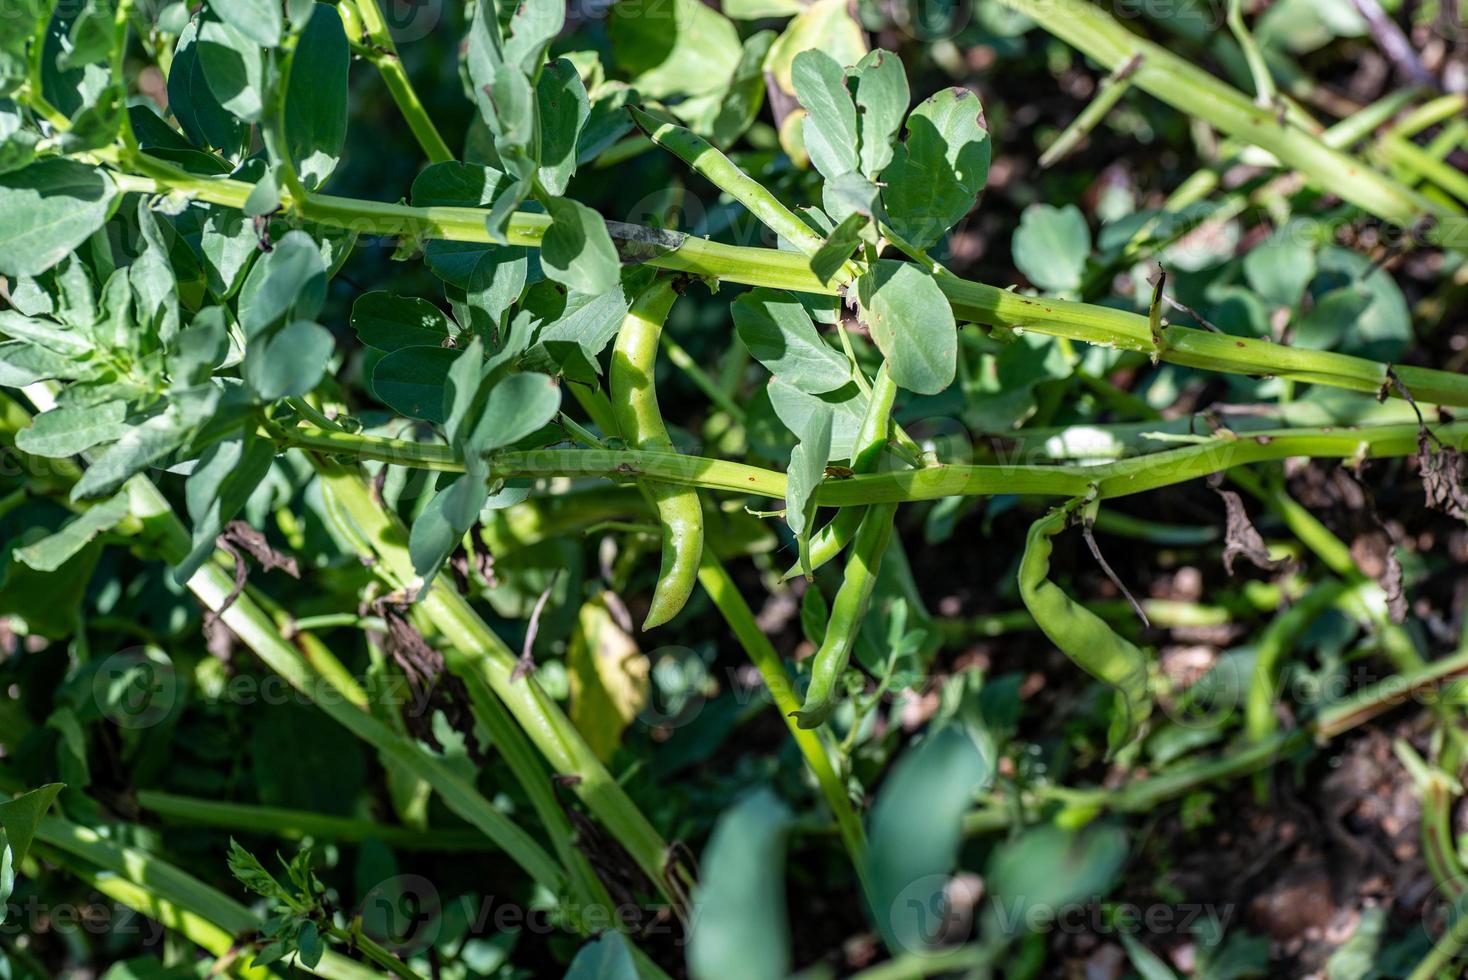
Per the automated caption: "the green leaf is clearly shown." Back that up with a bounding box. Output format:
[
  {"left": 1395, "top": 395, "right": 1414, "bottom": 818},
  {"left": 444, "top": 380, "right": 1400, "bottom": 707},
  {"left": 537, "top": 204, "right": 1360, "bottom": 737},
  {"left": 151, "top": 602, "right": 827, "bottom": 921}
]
[
  {"left": 1011, "top": 203, "right": 1091, "bottom": 293},
  {"left": 564, "top": 932, "right": 639, "bottom": 980},
  {"left": 1242, "top": 236, "right": 1316, "bottom": 309},
  {"left": 14, "top": 491, "right": 131, "bottom": 572},
  {"left": 810, "top": 211, "right": 867, "bottom": 286},
  {"left": 412, "top": 165, "right": 525, "bottom": 285},
  {"left": 196, "top": 205, "right": 257, "bottom": 298},
  {"left": 854, "top": 49, "right": 909, "bottom": 179},
  {"left": 0, "top": 1, "right": 44, "bottom": 96},
  {"left": 475, "top": 373, "right": 562, "bottom": 451},
  {"left": 767, "top": 378, "right": 869, "bottom": 461},
  {"left": 502, "top": 0, "right": 565, "bottom": 76},
  {"left": 464, "top": 5, "right": 518, "bottom": 153},
  {"left": 0, "top": 309, "right": 91, "bottom": 356},
  {"left": 800, "top": 582, "right": 830, "bottom": 645},
  {"left": 71, "top": 409, "right": 192, "bottom": 501},
  {"left": 294, "top": 921, "right": 322, "bottom": 968},
  {"left": 0, "top": 340, "right": 96, "bottom": 386},
  {"left": 168, "top": 308, "right": 231, "bottom": 387},
  {"left": 537, "top": 58, "right": 590, "bottom": 197},
  {"left": 1308, "top": 246, "right": 1411, "bottom": 360},
  {"left": 700, "top": 29, "right": 775, "bottom": 149},
  {"left": 856, "top": 260, "right": 957, "bottom": 396},
  {"left": 881, "top": 87, "right": 991, "bottom": 250},
  {"left": 352, "top": 292, "right": 454, "bottom": 352},
  {"left": 0, "top": 784, "right": 64, "bottom": 869},
  {"left": 1292, "top": 285, "right": 1372, "bottom": 351},
  {"left": 243, "top": 167, "right": 281, "bottom": 217},
  {"left": 451, "top": 246, "right": 529, "bottom": 338},
  {"left": 0, "top": 98, "right": 40, "bottom": 174},
  {"left": 1121, "top": 935, "right": 1181, "bottom": 980},
  {"left": 519, "top": 272, "right": 646, "bottom": 380},
  {"left": 57, "top": 0, "right": 115, "bottom": 72},
  {"left": 245, "top": 319, "right": 334, "bottom": 401},
  {"left": 284, "top": 4, "right": 349, "bottom": 189},
  {"left": 822, "top": 170, "right": 881, "bottom": 225},
  {"left": 540, "top": 197, "right": 621, "bottom": 296},
  {"left": 1258, "top": 0, "right": 1366, "bottom": 54},
  {"left": 127, "top": 103, "right": 194, "bottom": 154},
  {"left": 196, "top": 13, "right": 268, "bottom": 122},
  {"left": 409, "top": 480, "right": 463, "bottom": 579},
  {"left": 0, "top": 159, "right": 118, "bottom": 277},
  {"left": 734, "top": 288, "right": 851, "bottom": 394},
  {"left": 792, "top": 49, "right": 858, "bottom": 181},
  {"left": 15, "top": 401, "right": 127, "bottom": 457},
  {"left": 411, "top": 161, "right": 515, "bottom": 209},
  {"left": 238, "top": 230, "right": 328, "bottom": 336},
  {"left": 132, "top": 199, "right": 181, "bottom": 345},
  {"left": 609, "top": 0, "right": 742, "bottom": 99},
  {"left": 866, "top": 726, "right": 990, "bottom": 954},
  {"left": 723, "top": 0, "right": 803, "bottom": 18},
  {"left": 178, "top": 430, "right": 275, "bottom": 581},
  {"left": 1322, "top": 907, "right": 1383, "bottom": 980},
  {"left": 204, "top": 0, "right": 280, "bottom": 48},
  {"left": 782, "top": 393, "right": 832, "bottom": 571},
  {"left": 983, "top": 822, "right": 1128, "bottom": 939},
  {"left": 444, "top": 335, "right": 490, "bottom": 447},
  {"left": 168, "top": 18, "right": 246, "bottom": 155},
  {"left": 373, "top": 346, "right": 458, "bottom": 423},
  {"left": 0, "top": 829, "right": 12, "bottom": 927},
  {"left": 479, "top": 64, "right": 537, "bottom": 178},
  {"left": 687, "top": 789, "right": 793, "bottom": 980}
]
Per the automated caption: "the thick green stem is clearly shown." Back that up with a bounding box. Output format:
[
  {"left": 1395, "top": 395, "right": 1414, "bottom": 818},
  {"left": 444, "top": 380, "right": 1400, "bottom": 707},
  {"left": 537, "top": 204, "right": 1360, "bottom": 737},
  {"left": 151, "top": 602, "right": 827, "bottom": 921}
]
[
  {"left": 33, "top": 817, "right": 382, "bottom": 980},
  {"left": 33, "top": 847, "right": 273, "bottom": 980},
  {"left": 324, "top": 926, "right": 425, "bottom": 980},
  {"left": 978, "top": 643, "right": 1468, "bottom": 828},
  {"left": 1039, "top": 53, "right": 1142, "bottom": 168},
  {"left": 116, "top": 476, "right": 572, "bottom": 894},
  {"left": 1244, "top": 578, "right": 1351, "bottom": 744},
  {"left": 696, "top": 552, "right": 873, "bottom": 902},
  {"left": 101, "top": 152, "right": 1468, "bottom": 407},
  {"left": 265, "top": 34, "right": 309, "bottom": 210},
  {"left": 629, "top": 105, "right": 827, "bottom": 260},
  {"left": 1226, "top": 0, "right": 1275, "bottom": 106},
  {"left": 351, "top": 0, "right": 455, "bottom": 163},
  {"left": 279, "top": 421, "right": 1468, "bottom": 506},
  {"left": 996, "top": 0, "right": 1456, "bottom": 232},
  {"left": 310, "top": 462, "right": 679, "bottom": 905},
  {"left": 135, "top": 791, "right": 495, "bottom": 851}
]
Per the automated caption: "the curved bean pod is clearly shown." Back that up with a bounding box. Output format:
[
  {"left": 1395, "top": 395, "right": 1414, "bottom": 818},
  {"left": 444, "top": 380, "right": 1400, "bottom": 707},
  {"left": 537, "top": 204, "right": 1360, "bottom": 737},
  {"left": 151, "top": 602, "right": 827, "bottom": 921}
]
[
  {"left": 610, "top": 279, "right": 705, "bottom": 630},
  {"left": 793, "top": 501, "right": 898, "bottom": 729},
  {"left": 1018, "top": 503, "right": 1152, "bottom": 753},
  {"left": 781, "top": 366, "right": 900, "bottom": 581}
]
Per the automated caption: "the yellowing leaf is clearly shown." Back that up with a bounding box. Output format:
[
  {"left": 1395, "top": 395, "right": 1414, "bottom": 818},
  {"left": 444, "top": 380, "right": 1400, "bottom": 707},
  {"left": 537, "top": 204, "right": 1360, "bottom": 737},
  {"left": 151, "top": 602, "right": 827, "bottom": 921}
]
[
  {"left": 569, "top": 595, "right": 649, "bottom": 761},
  {"left": 763, "top": 0, "right": 866, "bottom": 99}
]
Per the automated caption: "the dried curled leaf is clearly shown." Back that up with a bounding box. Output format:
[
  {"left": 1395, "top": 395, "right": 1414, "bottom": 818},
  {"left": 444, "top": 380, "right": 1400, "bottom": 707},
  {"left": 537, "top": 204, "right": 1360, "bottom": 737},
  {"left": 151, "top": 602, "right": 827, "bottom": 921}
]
[
  {"left": 1419, "top": 430, "right": 1468, "bottom": 520},
  {"left": 1214, "top": 489, "right": 1286, "bottom": 576}
]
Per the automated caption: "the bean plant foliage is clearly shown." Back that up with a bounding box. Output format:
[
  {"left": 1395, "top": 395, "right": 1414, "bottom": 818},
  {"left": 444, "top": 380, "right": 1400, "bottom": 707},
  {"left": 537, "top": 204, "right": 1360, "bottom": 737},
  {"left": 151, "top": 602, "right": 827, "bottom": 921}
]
[{"left": 1, "top": 0, "right": 1467, "bottom": 977}]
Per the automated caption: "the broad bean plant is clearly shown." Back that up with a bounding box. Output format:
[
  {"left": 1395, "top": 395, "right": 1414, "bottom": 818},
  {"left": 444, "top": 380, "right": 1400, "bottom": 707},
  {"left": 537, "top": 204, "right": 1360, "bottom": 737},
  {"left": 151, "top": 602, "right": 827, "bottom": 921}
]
[{"left": 1, "top": 0, "right": 1467, "bottom": 977}]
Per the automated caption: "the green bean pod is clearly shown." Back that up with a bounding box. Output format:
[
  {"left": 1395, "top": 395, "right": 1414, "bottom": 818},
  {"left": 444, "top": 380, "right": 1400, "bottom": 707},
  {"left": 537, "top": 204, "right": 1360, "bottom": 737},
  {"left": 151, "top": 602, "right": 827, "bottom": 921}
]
[
  {"left": 628, "top": 106, "right": 829, "bottom": 262},
  {"left": 1018, "top": 504, "right": 1152, "bottom": 753},
  {"left": 611, "top": 279, "right": 705, "bottom": 630},
  {"left": 793, "top": 501, "right": 897, "bottom": 729},
  {"left": 781, "top": 367, "right": 900, "bottom": 581}
]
